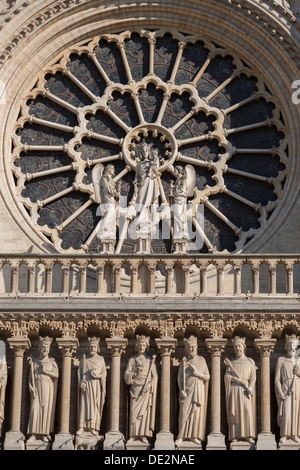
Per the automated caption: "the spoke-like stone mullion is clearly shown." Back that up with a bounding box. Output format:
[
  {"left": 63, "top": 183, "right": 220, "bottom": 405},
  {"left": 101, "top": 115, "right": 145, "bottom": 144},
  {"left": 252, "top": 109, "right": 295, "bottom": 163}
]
[
  {"left": 28, "top": 116, "right": 75, "bottom": 133},
  {"left": 178, "top": 132, "right": 212, "bottom": 147},
  {"left": 226, "top": 166, "right": 273, "bottom": 184},
  {"left": 171, "top": 108, "right": 196, "bottom": 132},
  {"left": 223, "top": 187, "right": 260, "bottom": 211},
  {"left": 190, "top": 54, "right": 212, "bottom": 87},
  {"left": 42, "top": 89, "right": 78, "bottom": 113},
  {"left": 204, "top": 198, "right": 241, "bottom": 234},
  {"left": 169, "top": 42, "right": 186, "bottom": 83},
  {"left": 148, "top": 38, "right": 156, "bottom": 76},
  {"left": 192, "top": 215, "right": 215, "bottom": 252},
  {"left": 37, "top": 186, "right": 74, "bottom": 208},
  {"left": 205, "top": 72, "right": 238, "bottom": 103},
  {"left": 117, "top": 41, "right": 134, "bottom": 84},
  {"left": 64, "top": 69, "right": 99, "bottom": 102},
  {"left": 225, "top": 119, "right": 272, "bottom": 135},
  {"left": 57, "top": 199, "right": 93, "bottom": 232},
  {"left": 87, "top": 131, "right": 122, "bottom": 146},
  {"left": 26, "top": 164, "right": 75, "bottom": 181},
  {"left": 89, "top": 52, "right": 113, "bottom": 86},
  {"left": 105, "top": 106, "right": 131, "bottom": 132},
  {"left": 223, "top": 93, "right": 259, "bottom": 115},
  {"left": 177, "top": 153, "right": 213, "bottom": 168}
]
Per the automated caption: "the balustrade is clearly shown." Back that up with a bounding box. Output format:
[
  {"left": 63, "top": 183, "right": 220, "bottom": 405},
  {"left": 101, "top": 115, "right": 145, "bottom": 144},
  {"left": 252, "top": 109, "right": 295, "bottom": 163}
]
[{"left": 0, "top": 255, "right": 299, "bottom": 297}]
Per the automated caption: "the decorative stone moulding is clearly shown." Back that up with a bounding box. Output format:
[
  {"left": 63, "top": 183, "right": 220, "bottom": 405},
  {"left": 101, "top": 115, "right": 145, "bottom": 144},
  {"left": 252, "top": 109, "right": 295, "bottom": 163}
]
[{"left": 10, "top": 29, "right": 289, "bottom": 254}]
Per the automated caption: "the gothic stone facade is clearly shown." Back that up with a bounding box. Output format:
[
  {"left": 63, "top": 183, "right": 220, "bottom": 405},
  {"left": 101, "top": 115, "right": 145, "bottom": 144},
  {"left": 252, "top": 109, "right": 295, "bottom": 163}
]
[{"left": 0, "top": 0, "right": 299, "bottom": 451}]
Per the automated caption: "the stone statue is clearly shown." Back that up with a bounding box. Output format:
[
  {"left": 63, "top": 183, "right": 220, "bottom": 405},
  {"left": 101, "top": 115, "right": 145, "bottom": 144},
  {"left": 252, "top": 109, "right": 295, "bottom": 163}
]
[
  {"left": 224, "top": 336, "right": 256, "bottom": 446},
  {"left": 93, "top": 163, "right": 121, "bottom": 241},
  {"left": 0, "top": 341, "right": 7, "bottom": 439},
  {"left": 129, "top": 141, "right": 160, "bottom": 239},
  {"left": 275, "top": 334, "right": 300, "bottom": 445},
  {"left": 27, "top": 336, "right": 59, "bottom": 443},
  {"left": 175, "top": 336, "right": 210, "bottom": 447},
  {"left": 77, "top": 337, "right": 106, "bottom": 438},
  {"left": 172, "top": 166, "right": 189, "bottom": 240},
  {"left": 124, "top": 335, "right": 158, "bottom": 444}
]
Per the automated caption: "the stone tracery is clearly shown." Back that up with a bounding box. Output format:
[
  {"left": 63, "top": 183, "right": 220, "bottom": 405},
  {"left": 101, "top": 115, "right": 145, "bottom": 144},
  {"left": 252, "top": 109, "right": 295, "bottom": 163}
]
[{"left": 11, "top": 29, "right": 288, "bottom": 254}]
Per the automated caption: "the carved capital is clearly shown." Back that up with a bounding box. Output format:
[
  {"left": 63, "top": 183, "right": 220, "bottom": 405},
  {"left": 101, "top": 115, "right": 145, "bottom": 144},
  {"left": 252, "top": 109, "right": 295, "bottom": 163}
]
[
  {"left": 106, "top": 337, "right": 127, "bottom": 357},
  {"left": 56, "top": 337, "right": 79, "bottom": 358},
  {"left": 155, "top": 338, "right": 177, "bottom": 356},
  {"left": 7, "top": 337, "right": 31, "bottom": 357},
  {"left": 254, "top": 338, "right": 276, "bottom": 357},
  {"left": 205, "top": 338, "right": 227, "bottom": 357}
]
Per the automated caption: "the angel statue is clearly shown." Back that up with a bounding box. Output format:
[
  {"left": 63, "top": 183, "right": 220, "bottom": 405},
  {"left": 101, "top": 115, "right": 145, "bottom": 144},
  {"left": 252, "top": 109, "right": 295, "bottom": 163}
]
[
  {"left": 170, "top": 164, "right": 196, "bottom": 241},
  {"left": 92, "top": 164, "right": 121, "bottom": 243}
]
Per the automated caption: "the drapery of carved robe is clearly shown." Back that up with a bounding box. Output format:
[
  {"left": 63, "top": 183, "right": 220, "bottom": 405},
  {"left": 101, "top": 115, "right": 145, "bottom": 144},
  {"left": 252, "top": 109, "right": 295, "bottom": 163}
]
[
  {"left": 78, "top": 354, "right": 106, "bottom": 432},
  {"left": 124, "top": 354, "right": 158, "bottom": 438},
  {"left": 275, "top": 355, "right": 300, "bottom": 438},
  {"left": 173, "top": 174, "right": 188, "bottom": 240},
  {"left": 27, "top": 357, "right": 58, "bottom": 436},
  {"left": 131, "top": 158, "right": 160, "bottom": 238},
  {"left": 177, "top": 355, "right": 209, "bottom": 441},
  {"left": 224, "top": 357, "right": 256, "bottom": 441},
  {"left": 0, "top": 363, "right": 7, "bottom": 435},
  {"left": 98, "top": 174, "right": 119, "bottom": 239}
]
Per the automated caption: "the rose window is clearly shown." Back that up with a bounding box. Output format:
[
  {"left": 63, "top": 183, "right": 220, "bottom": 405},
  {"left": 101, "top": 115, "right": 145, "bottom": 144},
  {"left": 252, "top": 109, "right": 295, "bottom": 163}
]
[{"left": 12, "top": 30, "right": 288, "bottom": 254}]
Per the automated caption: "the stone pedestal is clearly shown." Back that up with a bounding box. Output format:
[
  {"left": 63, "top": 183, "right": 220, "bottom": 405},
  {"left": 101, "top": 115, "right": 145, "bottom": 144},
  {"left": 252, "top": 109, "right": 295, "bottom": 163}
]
[
  {"left": 154, "top": 430, "right": 175, "bottom": 450},
  {"left": 230, "top": 440, "right": 255, "bottom": 450},
  {"left": 52, "top": 433, "right": 74, "bottom": 451},
  {"left": 278, "top": 438, "right": 300, "bottom": 450},
  {"left": 126, "top": 438, "right": 151, "bottom": 451},
  {"left": 256, "top": 432, "right": 277, "bottom": 450},
  {"left": 206, "top": 432, "right": 227, "bottom": 450},
  {"left": 3, "top": 431, "right": 25, "bottom": 450},
  {"left": 103, "top": 431, "right": 125, "bottom": 450},
  {"left": 176, "top": 440, "right": 202, "bottom": 451},
  {"left": 26, "top": 437, "right": 51, "bottom": 451},
  {"left": 75, "top": 432, "right": 103, "bottom": 450}
]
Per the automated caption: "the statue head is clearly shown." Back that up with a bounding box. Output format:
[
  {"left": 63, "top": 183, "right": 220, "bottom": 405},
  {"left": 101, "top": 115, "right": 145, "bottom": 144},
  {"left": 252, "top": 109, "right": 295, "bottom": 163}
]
[
  {"left": 38, "top": 336, "right": 52, "bottom": 357},
  {"left": 135, "top": 335, "right": 150, "bottom": 354},
  {"left": 104, "top": 164, "right": 115, "bottom": 176},
  {"left": 184, "top": 335, "right": 198, "bottom": 358},
  {"left": 285, "top": 334, "right": 300, "bottom": 357},
  {"left": 232, "top": 336, "right": 246, "bottom": 358},
  {"left": 88, "top": 337, "right": 100, "bottom": 355}
]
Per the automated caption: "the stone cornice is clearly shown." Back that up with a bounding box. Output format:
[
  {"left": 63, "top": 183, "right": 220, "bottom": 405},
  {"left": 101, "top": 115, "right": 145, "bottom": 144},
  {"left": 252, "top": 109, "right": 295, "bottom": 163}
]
[{"left": 0, "top": 0, "right": 299, "bottom": 71}]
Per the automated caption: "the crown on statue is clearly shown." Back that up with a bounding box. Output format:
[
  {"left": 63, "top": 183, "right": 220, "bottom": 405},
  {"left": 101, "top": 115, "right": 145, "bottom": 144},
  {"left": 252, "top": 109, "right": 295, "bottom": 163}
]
[
  {"left": 39, "top": 336, "right": 53, "bottom": 346},
  {"left": 88, "top": 337, "right": 100, "bottom": 346},
  {"left": 232, "top": 336, "right": 246, "bottom": 347},
  {"left": 183, "top": 336, "right": 198, "bottom": 346}
]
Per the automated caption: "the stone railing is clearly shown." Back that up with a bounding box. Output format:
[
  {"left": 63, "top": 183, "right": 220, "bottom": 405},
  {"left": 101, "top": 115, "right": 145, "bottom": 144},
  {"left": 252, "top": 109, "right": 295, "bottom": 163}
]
[{"left": 0, "top": 253, "right": 299, "bottom": 297}]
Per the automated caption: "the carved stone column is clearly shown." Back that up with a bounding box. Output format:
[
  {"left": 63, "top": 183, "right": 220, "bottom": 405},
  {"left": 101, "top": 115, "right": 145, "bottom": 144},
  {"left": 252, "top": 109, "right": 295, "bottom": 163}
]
[
  {"left": 53, "top": 337, "right": 79, "bottom": 450},
  {"left": 154, "top": 338, "right": 177, "bottom": 450},
  {"left": 254, "top": 338, "right": 277, "bottom": 450},
  {"left": 103, "top": 337, "right": 127, "bottom": 450},
  {"left": 4, "top": 337, "right": 31, "bottom": 450},
  {"left": 205, "top": 338, "right": 227, "bottom": 450}
]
